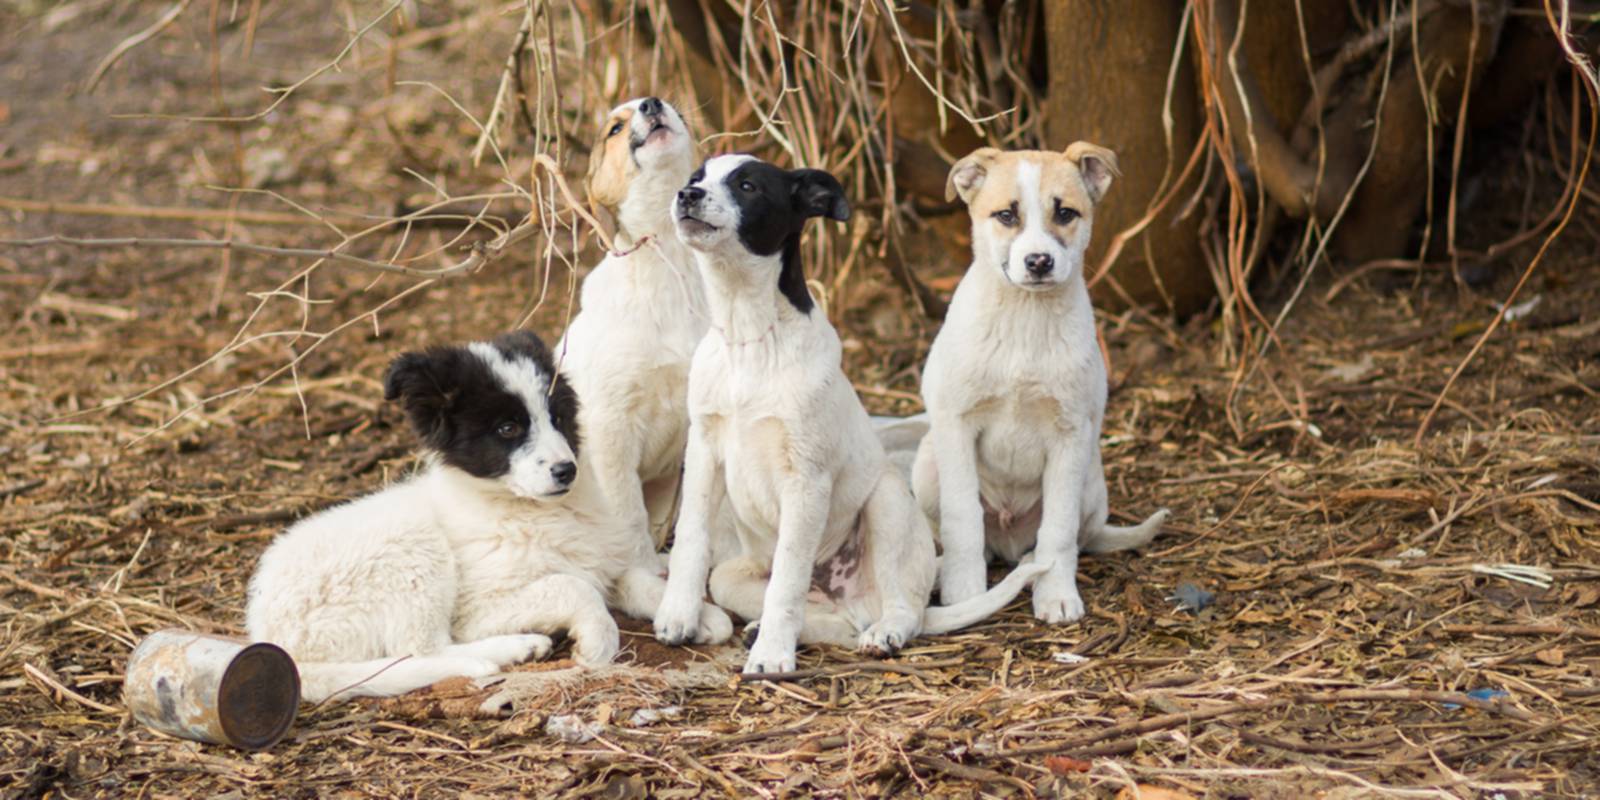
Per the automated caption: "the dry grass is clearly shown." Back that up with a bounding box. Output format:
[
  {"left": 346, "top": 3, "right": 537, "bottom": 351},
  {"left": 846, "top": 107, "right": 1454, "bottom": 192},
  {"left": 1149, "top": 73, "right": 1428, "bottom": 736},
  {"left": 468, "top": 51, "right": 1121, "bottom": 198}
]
[{"left": 1, "top": 0, "right": 1598, "bottom": 797}]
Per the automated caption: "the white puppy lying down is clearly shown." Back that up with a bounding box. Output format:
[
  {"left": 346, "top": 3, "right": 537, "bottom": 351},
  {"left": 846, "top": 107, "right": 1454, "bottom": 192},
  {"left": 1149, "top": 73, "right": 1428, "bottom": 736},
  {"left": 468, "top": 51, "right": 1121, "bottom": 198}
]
[
  {"left": 247, "top": 331, "right": 731, "bottom": 703},
  {"left": 653, "top": 155, "right": 1048, "bottom": 673},
  {"left": 559, "top": 96, "right": 707, "bottom": 549},
  {"left": 913, "top": 143, "right": 1169, "bottom": 624}
]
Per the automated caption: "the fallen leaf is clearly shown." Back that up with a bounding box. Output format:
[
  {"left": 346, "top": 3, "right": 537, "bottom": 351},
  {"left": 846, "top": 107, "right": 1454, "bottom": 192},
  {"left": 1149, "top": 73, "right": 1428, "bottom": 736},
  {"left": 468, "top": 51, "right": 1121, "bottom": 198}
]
[
  {"left": 1115, "top": 786, "right": 1198, "bottom": 800},
  {"left": 1322, "top": 353, "right": 1376, "bottom": 383},
  {"left": 1561, "top": 584, "right": 1600, "bottom": 607},
  {"left": 1044, "top": 755, "right": 1091, "bottom": 775}
]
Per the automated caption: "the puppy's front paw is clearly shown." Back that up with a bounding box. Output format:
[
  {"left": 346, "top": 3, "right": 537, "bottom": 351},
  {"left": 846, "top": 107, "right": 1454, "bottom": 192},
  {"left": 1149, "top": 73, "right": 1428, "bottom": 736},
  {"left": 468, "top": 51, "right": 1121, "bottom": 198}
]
[
  {"left": 743, "top": 636, "right": 797, "bottom": 674},
  {"left": 653, "top": 595, "right": 705, "bottom": 646},
  {"left": 694, "top": 604, "right": 734, "bottom": 645},
  {"left": 451, "top": 657, "right": 503, "bottom": 680},
  {"left": 1031, "top": 576, "right": 1086, "bottom": 624}
]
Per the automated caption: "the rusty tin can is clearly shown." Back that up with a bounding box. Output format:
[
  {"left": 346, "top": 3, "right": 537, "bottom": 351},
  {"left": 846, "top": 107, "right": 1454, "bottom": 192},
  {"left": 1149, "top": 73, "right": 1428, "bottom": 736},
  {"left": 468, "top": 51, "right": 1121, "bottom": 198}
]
[{"left": 124, "top": 629, "right": 300, "bottom": 750}]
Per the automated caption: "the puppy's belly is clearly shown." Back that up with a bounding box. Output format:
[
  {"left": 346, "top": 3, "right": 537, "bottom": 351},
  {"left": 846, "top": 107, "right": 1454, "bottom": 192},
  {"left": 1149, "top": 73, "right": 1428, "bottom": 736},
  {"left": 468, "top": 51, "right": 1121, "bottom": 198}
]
[
  {"left": 808, "top": 511, "right": 867, "bottom": 604},
  {"left": 980, "top": 495, "right": 1042, "bottom": 563},
  {"left": 968, "top": 403, "right": 1056, "bottom": 561}
]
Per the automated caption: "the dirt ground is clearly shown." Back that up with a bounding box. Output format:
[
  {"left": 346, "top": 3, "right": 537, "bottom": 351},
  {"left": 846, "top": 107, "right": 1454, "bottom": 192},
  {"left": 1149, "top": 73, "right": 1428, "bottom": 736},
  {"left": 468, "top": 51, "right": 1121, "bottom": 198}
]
[{"left": 2, "top": 2, "right": 1598, "bottom": 798}]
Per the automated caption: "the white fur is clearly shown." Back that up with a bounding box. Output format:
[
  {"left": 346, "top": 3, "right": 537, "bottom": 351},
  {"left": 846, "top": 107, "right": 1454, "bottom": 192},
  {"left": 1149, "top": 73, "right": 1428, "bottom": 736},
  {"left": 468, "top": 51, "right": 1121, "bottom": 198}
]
[
  {"left": 914, "top": 153, "right": 1168, "bottom": 624},
  {"left": 654, "top": 157, "right": 1048, "bottom": 673},
  {"left": 247, "top": 350, "right": 731, "bottom": 704},
  {"left": 558, "top": 99, "right": 708, "bottom": 547}
]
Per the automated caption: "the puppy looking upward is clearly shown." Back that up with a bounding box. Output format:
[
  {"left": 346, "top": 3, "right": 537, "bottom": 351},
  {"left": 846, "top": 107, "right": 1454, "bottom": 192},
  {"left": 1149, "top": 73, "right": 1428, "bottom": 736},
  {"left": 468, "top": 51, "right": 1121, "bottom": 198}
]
[
  {"left": 559, "top": 97, "right": 707, "bottom": 547},
  {"left": 912, "top": 144, "right": 1169, "bottom": 624},
  {"left": 653, "top": 156, "right": 1047, "bottom": 673}
]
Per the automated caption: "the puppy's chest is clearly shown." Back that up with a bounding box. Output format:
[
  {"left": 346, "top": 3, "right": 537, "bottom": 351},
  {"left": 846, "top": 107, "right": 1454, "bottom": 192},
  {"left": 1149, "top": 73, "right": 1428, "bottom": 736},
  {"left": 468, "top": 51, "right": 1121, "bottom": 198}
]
[{"left": 968, "top": 389, "right": 1067, "bottom": 483}]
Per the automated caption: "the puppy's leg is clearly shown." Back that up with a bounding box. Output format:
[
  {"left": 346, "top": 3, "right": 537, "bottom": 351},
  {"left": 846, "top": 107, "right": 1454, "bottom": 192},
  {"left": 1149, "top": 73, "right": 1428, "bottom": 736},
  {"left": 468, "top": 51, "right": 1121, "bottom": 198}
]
[
  {"left": 1030, "top": 432, "right": 1093, "bottom": 624},
  {"left": 456, "top": 574, "right": 620, "bottom": 665},
  {"left": 927, "top": 416, "right": 989, "bottom": 606},
  {"left": 744, "top": 476, "right": 832, "bottom": 674},
  {"left": 858, "top": 472, "right": 932, "bottom": 656},
  {"left": 641, "top": 473, "right": 681, "bottom": 550},
  {"left": 586, "top": 429, "right": 652, "bottom": 544},
  {"left": 910, "top": 434, "right": 941, "bottom": 536},
  {"left": 613, "top": 558, "right": 733, "bottom": 644},
  {"left": 441, "top": 634, "right": 554, "bottom": 667},
  {"left": 655, "top": 425, "right": 725, "bottom": 645},
  {"left": 709, "top": 557, "right": 858, "bottom": 648}
]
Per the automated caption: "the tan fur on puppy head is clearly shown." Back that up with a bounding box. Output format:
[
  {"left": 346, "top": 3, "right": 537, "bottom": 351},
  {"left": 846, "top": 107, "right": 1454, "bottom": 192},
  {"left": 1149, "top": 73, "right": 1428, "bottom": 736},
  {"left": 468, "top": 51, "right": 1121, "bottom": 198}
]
[
  {"left": 945, "top": 142, "right": 1121, "bottom": 214},
  {"left": 1062, "top": 141, "right": 1120, "bottom": 204},
  {"left": 586, "top": 106, "right": 638, "bottom": 211}
]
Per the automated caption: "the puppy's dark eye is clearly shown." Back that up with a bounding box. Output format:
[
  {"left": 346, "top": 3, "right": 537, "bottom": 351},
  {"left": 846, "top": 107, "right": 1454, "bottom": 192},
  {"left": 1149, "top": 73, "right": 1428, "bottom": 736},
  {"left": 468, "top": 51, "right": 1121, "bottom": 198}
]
[
  {"left": 608, "top": 122, "right": 624, "bottom": 137},
  {"left": 993, "top": 207, "right": 1018, "bottom": 227},
  {"left": 1055, "top": 206, "right": 1080, "bottom": 225},
  {"left": 690, "top": 168, "right": 705, "bottom": 183},
  {"left": 496, "top": 421, "right": 524, "bottom": 440},
  {"left": 739, "top": 180, "right": 756, "bottom": 193}
]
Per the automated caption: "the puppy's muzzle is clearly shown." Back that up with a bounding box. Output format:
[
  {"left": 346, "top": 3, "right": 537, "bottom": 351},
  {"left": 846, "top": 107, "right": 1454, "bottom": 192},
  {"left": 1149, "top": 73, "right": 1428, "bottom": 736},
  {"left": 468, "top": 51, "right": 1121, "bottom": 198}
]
[
  {"left": 676, "top": 186, "right": 706, "bottom": 214},
  {"left": 632, "top": 97, "right": 673, "bottom": 148},
  {"left": 1023, "top": 253, "right": 1054, "bottom": 278},
  {"left": 550, "top": 460, "right": 577, "bottom": 488}
]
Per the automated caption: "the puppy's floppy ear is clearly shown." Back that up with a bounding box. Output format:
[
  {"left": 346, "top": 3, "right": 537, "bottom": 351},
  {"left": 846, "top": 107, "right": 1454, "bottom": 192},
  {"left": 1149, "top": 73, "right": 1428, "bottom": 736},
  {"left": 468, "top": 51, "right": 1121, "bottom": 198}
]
[
  {"left": 791, "top": 168, "right": 851, "bottom": 222},
  {"left": 946, "top": 147, "right": 1001, "bottom": 203},
  {"left": 384, "top": 350, "right": 451, "bottom": 439},
  {"left": 1064, "top": 141, "right": 1120, "bottom": 204},
  {"left": 585, "top": 111, "right": 631, "bottom": 211}
]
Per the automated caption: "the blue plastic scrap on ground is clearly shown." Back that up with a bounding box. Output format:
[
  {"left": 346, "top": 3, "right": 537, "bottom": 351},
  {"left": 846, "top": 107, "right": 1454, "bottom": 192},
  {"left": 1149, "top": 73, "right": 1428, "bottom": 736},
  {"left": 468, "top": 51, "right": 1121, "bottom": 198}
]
[{"left": 1168, "top": 583, "right": 1215, "bottom": 613}]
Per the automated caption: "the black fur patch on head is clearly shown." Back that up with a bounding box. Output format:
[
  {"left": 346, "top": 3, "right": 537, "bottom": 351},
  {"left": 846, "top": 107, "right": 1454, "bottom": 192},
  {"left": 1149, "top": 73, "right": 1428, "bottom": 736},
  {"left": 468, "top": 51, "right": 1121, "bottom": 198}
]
[
  {"left": 489, "top": 329, "right": 581, "bottom": 458},
  {"left": 719, "top": 160, "right": 851, "bottom": 314},
  {"left": 382, "top": 330, "right": 580, "bottom": 478}
]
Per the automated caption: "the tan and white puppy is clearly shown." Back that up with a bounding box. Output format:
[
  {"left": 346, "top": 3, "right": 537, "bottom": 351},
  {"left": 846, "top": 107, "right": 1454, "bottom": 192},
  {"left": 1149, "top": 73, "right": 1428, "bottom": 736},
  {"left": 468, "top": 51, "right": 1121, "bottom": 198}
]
[
  {"left": 558, "top": 97, "right": 708, "bottom": 548},
  {"left": 912, "top": 143, "right": 1169, "bottom": 624},
  {"left": 653, "top": 156, "right": 1048, "bottom": 673}
]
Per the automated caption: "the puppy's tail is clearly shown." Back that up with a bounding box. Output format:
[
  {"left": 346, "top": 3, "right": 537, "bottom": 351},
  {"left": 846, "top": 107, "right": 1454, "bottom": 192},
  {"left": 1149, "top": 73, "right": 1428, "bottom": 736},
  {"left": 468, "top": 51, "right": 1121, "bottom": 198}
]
[
  {"left": 869, "top": 412, "right": 929, "bottom": 451},
  {"left": 1083, "top": 509, "right": 1170, "bottom": 554},
  {"left": 297, "top": 656, "right": 495, "bottom": 705},
  {"left": 920, "top": 559, "right": 1051, "bottom": 635}
]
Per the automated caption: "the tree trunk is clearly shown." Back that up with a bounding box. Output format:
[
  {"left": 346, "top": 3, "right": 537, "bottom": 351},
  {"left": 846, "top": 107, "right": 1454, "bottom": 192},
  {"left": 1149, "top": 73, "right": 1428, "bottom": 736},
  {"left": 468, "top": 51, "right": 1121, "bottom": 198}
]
[{"left": 1043, "top": 1, "right": 1210, "bottom": 315}]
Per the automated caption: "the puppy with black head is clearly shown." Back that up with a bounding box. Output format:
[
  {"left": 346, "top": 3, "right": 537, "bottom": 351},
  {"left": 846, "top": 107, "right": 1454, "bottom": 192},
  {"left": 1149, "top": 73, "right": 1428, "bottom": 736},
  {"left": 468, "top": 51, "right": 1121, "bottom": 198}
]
[
  {"left": 559, "top": 96, "right": 707, "bottom": 549},
  {"left": 652, "top": 156, "right": 1048, "bottom": 673},
  {"left": 246, "top": 331, "right": 731, "bottom": 704},
  {"left": 912, "top": 143, "right": 1169, "bottom": 625}
]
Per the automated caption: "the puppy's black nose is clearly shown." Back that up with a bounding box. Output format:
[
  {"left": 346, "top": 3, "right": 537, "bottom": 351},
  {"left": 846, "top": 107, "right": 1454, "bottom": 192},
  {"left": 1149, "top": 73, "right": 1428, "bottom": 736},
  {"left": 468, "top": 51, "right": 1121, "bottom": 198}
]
[
  {"left": 551, "top": 461, "right": 577, "bottom": 486},
  {"left": 1024, "top": 253, "right": 1054, "bottom": 277},
  {"left": 677, "top": 186, "right": 705, "bottom": 206},
  {"left": 639, "top": 97, "right": 663, "bottom": 116}
]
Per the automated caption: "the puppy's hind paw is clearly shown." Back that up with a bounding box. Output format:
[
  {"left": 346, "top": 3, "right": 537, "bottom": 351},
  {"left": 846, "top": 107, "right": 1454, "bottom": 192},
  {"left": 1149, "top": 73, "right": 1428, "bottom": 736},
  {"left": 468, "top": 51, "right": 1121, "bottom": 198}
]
[
  {"left": 857, "top": 625, "right": 907, "bottom": 658},
  {"left": 695, "top": 604, "right": 735, "bottom": 645}
]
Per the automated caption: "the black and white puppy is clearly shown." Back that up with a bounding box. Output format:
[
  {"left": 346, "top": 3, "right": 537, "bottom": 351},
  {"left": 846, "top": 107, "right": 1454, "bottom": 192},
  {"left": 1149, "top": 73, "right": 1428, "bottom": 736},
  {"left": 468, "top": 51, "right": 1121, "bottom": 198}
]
[
  {"left": 652, "top": 156, "right": 1047, "bottom": 673},
  {"left": 247, "top": 331, "right": 731, "bottom": 704}
]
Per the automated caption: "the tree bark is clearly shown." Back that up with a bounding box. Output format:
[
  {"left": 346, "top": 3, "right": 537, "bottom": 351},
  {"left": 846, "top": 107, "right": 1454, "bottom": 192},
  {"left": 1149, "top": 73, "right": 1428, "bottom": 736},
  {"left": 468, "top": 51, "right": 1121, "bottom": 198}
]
[{"left": 1043, "top": 0, "right": 1210, "bottom": 315}]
